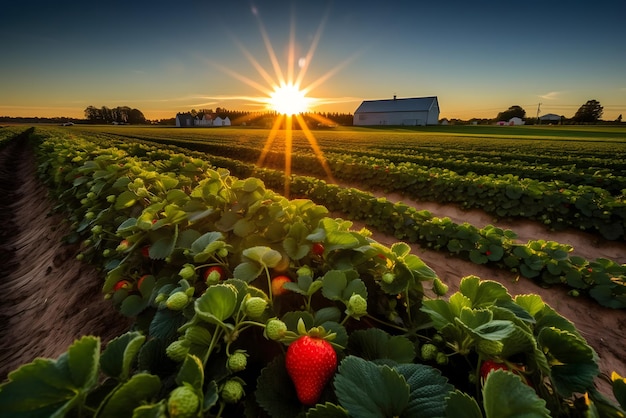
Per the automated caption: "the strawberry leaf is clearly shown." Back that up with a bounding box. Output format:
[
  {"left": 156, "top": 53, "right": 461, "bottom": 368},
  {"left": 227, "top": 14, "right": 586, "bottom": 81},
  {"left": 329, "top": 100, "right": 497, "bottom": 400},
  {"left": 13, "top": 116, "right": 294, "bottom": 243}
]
[
  {"left": 334, "top": 356, "right": 409, "bottom": 417},
  {"left": 483, "top": 370, "right": 550, "bottom": 418},
  {"left": 537, "top": 327, "right": 599, "bottom": 397},
  {"left": 97, "top": 373, "right": 161, "bottom": 418},
  {"left": 256, "top": 355, "right": 302, "bottom": 418},
  {"left": 0, "top": 336, "right": 100, "bottom": 417},
  {"left": 347, "top": 328, "right": 415, "bottom": 364},
  {"left": 445, "top": 390, "right": 483, "bottom": 418},
  {"left": 195, "top": 284, "right": 238, "bottom": 324},
  {"left": 395, "top": 363, "right": 453, "bottom": 417},
  {"left": 100, "top": 331, "right": 146, "bottom": 381},
  {"left": 306, "top": 402, "right": 349, "bottom": 417}
]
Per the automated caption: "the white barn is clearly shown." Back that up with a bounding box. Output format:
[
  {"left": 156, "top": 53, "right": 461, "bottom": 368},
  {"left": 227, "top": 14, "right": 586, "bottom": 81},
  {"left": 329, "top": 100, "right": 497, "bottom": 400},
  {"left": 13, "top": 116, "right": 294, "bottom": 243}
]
[{"left": 353, "top": 96, "right": 440, "bottom": 126}]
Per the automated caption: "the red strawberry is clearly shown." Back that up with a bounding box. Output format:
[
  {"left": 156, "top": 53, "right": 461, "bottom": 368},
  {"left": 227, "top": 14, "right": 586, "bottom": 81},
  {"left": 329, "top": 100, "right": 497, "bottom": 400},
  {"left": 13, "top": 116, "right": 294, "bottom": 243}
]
[
  {"left": 311, "top": 243, "right": 324, "bottom": 256},
  {"left": 285, "top": 336, "right": 337, "bottom": 405},
  {"left": 271, "top": 275, "right": 291, "bottom": 296},
  {"left": 480, "top": 359, "right": 508, "bottom": 382},
  {"left": 113, "top": 280, "right": 132, "bottom": 292}
]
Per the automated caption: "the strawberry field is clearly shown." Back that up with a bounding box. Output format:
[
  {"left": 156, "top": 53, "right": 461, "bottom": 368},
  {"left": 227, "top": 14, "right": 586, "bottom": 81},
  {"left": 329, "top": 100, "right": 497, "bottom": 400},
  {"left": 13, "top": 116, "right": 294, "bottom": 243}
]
[{"left": 0, "top": 124, "right": 625, "bottom": 417}]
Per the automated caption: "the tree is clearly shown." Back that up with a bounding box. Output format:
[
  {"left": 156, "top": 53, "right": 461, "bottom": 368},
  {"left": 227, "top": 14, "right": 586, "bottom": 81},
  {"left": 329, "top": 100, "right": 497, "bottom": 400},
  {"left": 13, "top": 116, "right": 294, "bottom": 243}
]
[
  {"left": 496, "top": 105, "right": 526, "bottom": 121},
  {"left": 572, "top": 99, "right": 603, "bottom": 123}
]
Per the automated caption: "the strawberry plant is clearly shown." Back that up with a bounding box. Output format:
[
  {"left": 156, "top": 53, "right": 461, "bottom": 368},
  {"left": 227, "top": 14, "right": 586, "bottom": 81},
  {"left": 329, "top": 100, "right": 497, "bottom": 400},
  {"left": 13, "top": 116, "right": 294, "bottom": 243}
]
[{"left": 1, "top": 127, "right": 625, "bottom": 417}]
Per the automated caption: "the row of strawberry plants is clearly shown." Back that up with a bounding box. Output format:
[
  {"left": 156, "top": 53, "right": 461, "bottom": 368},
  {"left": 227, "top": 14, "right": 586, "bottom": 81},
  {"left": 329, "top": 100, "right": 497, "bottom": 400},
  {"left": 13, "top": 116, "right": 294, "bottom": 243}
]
[
  {"left": 2, "top": 127, "right": 624, "bottom": 417},
  {"left": 48, "top": 128, "right": 626, "bottom": 309},
  {"left": 99, "top": 126, "right": 626, "bottom": 194},
  {"left": 93, "top": 131, "right": 626, "bottom": 241}
]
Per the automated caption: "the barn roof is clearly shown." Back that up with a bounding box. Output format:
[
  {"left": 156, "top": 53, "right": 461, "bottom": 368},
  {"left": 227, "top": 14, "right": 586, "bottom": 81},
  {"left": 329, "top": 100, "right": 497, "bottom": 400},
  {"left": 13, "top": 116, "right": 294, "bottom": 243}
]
[
  {"left": 539, "top": 113, "right": 561, "bottom": 120},
  {"left": 354, "top": 96, "right": 438, "bottom": 113}
]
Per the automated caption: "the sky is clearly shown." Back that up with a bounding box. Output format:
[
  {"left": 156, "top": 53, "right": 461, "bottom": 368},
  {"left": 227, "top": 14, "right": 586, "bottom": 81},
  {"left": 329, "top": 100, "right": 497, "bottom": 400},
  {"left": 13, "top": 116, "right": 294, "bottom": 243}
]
[{"left": 1, "top": 0, "right": 625, "bottom": 121}]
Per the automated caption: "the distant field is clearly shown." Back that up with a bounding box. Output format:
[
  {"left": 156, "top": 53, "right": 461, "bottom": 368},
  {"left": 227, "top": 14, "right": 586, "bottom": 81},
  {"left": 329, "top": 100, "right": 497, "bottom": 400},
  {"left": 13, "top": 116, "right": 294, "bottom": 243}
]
[{"left": 69, "top": 124, "right": 626, "bottom": 163}]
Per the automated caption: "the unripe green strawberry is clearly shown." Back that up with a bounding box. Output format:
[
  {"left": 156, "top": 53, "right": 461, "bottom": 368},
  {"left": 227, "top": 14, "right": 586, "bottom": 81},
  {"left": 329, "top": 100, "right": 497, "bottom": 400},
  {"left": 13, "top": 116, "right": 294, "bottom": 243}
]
[
  {"left": 285, "top": 335, "right": 337, "bottom": 405},
  {"left": 244, "top": 297, "right": 268, "bottom": 319},
  {"left": 432, "top": 277, "right": 449, "bottom": 296},
  {"left": 166, "top": 340, "right": 190, "bottom": 362},
  {"left": 166, "top": 291, "right": 189, "bottom": 311},
  {"left": 227, "top": 351, "right": 248, "bottom": 372},
  {"left": 167, "top": 384, "right": 199, "bottom": 418},
  {"left": 346, "top": 294, "right": 368, "bottom": 318},
  {"left": 264, "top": 319, "right": 287, "bottom": 341},
  {"left": 421, "top": 343, "right": 438, "bottom": 361},
  {"left": 221, "top": 379, "right": 245, "bottom": 403},
  {"left": 179, "top": 264, "right": 196, "bottom": 280},
  {"left": 436, "top": 352, "right": 449, "bottom": 365},
  {"left": 382, "top": 272, "right": 395, "bottom": 284}
]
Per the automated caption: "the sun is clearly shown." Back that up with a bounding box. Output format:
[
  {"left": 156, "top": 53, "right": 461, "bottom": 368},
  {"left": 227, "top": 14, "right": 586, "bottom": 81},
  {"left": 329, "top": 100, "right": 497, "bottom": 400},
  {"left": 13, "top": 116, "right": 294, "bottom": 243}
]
[{"left": 269, "top": 82, "right": 310, "bottom": 115}]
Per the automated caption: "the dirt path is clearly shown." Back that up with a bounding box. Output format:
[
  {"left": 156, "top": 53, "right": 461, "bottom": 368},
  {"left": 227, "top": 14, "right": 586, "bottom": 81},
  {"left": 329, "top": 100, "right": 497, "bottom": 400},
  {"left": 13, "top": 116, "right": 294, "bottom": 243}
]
[{"left": 0, "top": 137, "right": 132, "bottom": 381}]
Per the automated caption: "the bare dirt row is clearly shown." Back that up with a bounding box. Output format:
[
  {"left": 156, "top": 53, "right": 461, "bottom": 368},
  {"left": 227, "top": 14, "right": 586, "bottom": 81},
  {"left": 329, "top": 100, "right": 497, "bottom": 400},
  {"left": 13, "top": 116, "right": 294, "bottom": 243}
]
[{"left": 0, "top": 138, "right": 131, "bottom": 381}]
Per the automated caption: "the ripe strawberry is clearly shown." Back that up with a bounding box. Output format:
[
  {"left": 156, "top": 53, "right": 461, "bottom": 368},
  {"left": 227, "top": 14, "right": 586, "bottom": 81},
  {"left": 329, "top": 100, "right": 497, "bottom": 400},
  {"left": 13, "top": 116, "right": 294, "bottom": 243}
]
[
  {"left": 204, "top": 266, "right": 224, "bottom": 284},
  {"left": 113, "top": 280, "right": 132, "bottom": 291},
  {"left": 271, "top": 275, "right": 292, "bottom": 296},
  {"left": 480, "top": 359, "right": 508, "bottom": 382},
  {"left": 311, "top": 243, "right": 324, "bottom": 256},
  {"left": 285, "top": 336, "right": 337, "bottom": 405}
]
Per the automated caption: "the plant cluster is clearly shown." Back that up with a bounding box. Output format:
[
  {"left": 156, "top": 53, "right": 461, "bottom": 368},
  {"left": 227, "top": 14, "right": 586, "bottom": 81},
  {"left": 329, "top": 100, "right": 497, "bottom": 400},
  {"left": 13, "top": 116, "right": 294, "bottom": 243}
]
[
  {"left": 1, "top": 128, "right": 624, "bottom": 417},
  {"left": 116, "top": 132, "right": 626, "bottom": 240}
]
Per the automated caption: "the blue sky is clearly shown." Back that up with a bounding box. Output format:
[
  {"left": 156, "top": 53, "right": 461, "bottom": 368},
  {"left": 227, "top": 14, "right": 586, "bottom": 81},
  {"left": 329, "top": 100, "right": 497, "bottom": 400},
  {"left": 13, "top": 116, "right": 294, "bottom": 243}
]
[{"left": 1, "top": 0, "right": 624, "bottom": 120}]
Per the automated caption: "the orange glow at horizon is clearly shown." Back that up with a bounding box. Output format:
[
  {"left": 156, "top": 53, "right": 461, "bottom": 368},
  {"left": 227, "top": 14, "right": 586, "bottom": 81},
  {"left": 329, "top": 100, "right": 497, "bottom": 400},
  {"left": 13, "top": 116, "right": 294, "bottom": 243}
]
[{"left": 217, "top": 6, "right": 342, "bottom": 197}]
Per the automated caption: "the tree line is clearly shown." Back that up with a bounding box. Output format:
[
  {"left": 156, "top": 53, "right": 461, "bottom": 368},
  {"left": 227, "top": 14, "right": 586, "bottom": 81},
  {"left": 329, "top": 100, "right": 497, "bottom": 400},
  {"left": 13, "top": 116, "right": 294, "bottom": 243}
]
[
  {"left": 495, "top": 100, "right": 620, "bottom": 124},
  {"left": 84, "top": 106, "right": 147, "bottom": 124}
]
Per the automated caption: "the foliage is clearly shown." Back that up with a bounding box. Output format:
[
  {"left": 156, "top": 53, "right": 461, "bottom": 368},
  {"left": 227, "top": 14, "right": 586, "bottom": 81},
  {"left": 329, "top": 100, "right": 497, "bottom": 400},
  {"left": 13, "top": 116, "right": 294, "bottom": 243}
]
[
  {"left": 0, "top": 127, "right": 624, "bottom": 416},
  {"left": 573, "top": 100, "right": 604, "bottom": 123},
  {"left": 495, "top": 105, "right": 526, "bottom": 122}
]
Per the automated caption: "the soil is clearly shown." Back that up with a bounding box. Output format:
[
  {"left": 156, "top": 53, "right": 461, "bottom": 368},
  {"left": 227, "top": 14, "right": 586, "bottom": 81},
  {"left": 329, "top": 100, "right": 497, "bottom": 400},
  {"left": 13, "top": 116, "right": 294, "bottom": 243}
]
[
  {"left": 0, "top": 138, "right": 623, "bottom": 401},
  {"left": 0, "top": 137, "right": 132, "bottom": 381}
]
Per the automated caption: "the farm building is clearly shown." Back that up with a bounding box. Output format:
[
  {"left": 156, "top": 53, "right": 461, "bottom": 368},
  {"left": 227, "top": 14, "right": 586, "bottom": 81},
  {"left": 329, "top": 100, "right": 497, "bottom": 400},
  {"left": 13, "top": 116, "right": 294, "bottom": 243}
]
[
  {"left": 539, "top": 113, "right": 563, "bottom": 124},
  {"left": 353, "top": 96, "right": 440, "bottom": 126},
  {"left": 175, "top": 112, "right": 231, "bottom": 127}
]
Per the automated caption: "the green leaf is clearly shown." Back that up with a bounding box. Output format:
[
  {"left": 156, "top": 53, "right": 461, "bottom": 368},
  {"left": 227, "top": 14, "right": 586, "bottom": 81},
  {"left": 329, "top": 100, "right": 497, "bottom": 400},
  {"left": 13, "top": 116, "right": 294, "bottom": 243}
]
[
  {"left": 203, "top": 380, "right": 219, "bottom": 411},
  {"left": 314, "top": 307, "right": 342, "bottom": 325},
  {"left": 255, "top": 355, "right": 302, "bottom": 418},
  {"left": 176, "top": 355, "right": 204, "bottom": 388},
  {"left": 322, "top": 270, "right": 347, "bottom": 301},
  {"left": 459, "top": 276, "right": 511, "bottom": 307},
  {"left": 334, "top": 356, "right": 409, "bottom": 418},
  {"left": 396, "top": 363, "right": 453, "bottom": 418},
  {"left": 115, "top": 190, "right": 137, "bottom": 210},
  {"left": 483, "top": 370, "right": 550, "bottom": 418},
  {"left": 0, "top": 336, "right": 101, "bottom": 417},
  {"left": 242, "top": 246, "right": 282, "bottom": 268},
  {"left": 97, "top": 373, "right": 161, "bottom": 418},
  {"left": 195, "top": 284, "right": 238, "bottom": 324},
  {"left": 537, "top": 327, "right": 599, "bottom": 396},
  {"left": 68, "top": 335, "right": 100, "bottom": 388},
  {"left": 132, "top": 401, "right": 167, "bottom": 418},
  {"left": 612, "top": 373, "right": 626, "bottom": 410},
  {"left": 421, "top": 299, "right": 456, "bottom": 330},
  {"left": 149, "top": 234, "right": 176, "bottom": 260},
  {"left": 347, "top": 328, "right": 415, "bottom": 364},
  {"left": 119, "top": 294, "right": 150, "bottom": 317},
  {"left": 445, "top": 390, "right": 483, "bottom": 418},
  {"left": 100, "top": 331, "right": 146, "bottom": 381},
  {"left": 306, "top": 402, "right": 350, "bottom": 417},
  {"left": 233, "top": 261, "right": 263, "bottom": 282}
]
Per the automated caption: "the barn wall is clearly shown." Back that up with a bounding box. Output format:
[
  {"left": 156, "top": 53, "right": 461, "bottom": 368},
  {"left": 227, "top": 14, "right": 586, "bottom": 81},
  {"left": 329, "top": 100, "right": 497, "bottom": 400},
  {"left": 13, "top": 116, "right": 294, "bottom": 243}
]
[{"left": 354, "top": 111, "right": 431, "bottom": 126}]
